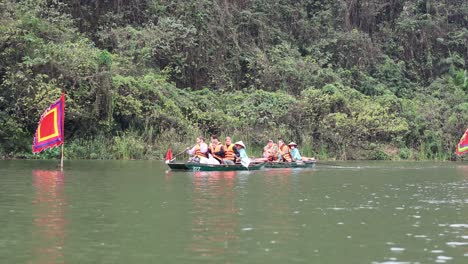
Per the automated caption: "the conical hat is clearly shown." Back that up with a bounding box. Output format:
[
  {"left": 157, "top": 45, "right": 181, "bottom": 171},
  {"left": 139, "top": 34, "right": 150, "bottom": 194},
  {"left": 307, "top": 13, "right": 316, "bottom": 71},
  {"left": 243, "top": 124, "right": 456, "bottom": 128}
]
[
  {"left": 288, "top": 142, "right": 297, "bottom": 146},
  {"left": 234, "top": 141, "right": 246, "bottom": 148}
]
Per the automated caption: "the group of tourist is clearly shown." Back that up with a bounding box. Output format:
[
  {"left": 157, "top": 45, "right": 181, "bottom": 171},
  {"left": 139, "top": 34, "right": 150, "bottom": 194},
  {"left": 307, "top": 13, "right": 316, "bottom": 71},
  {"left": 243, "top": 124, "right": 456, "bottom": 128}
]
[
  {"left": 186, "top": 135, "right": 248, "bottom": 165},
  {"left": 186, "top": 135, "right": 310, "bottom": 165},
  {"left": 261, "top": 139, "right": 305, "bottom": 162}
]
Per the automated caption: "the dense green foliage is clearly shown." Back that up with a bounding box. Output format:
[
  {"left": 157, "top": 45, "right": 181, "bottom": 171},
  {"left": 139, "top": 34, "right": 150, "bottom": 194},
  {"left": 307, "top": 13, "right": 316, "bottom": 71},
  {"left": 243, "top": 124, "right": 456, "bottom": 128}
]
[{"left": 1, "top": 0, "right": 467, "bottom": 160}]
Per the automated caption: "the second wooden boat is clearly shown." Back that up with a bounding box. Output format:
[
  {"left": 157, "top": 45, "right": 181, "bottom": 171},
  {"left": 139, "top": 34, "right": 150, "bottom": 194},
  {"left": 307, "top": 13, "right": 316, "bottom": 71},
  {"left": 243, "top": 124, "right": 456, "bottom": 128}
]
[{"left": 263, "top": 160, "right": 316, "bottom": 168}]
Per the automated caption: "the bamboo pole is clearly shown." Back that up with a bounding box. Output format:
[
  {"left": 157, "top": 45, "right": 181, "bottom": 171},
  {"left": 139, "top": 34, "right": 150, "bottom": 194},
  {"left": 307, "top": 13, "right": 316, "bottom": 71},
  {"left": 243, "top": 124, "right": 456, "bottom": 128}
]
[{"left": 60, "top": 143, "right": 64, "bottom": 171}]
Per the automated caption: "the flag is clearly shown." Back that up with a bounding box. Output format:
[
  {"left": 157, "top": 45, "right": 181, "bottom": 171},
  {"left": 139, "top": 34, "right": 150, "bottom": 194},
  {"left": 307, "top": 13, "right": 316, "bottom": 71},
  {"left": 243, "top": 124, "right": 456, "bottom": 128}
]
[
  {"left": 456, "top": 129, "right": 468, "bottom": 156},
  {"left": 165, "top": 149, "right": 173, "bottom": 163},
  {"left": 32, "top": 93, "right": 65, "bottom": 153}
]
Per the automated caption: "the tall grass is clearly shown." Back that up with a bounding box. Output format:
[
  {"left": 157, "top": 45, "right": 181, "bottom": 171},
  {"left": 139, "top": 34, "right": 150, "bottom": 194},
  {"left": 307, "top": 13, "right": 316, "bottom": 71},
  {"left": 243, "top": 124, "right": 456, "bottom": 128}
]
[
  {"left": 66, "top": 132, "right": 148, "bottom": 160},
  {"left": 113, "top": 131, "right": 146, "bottom": 159},
  {"left": 25, "top": 130, "right": 455, "bottom": 161},
  {"left": 66, "top": 134, "right": 114, "bottom": 159},
  {"left": 153, "top": 127, "right": 202, "bottom": 161}
]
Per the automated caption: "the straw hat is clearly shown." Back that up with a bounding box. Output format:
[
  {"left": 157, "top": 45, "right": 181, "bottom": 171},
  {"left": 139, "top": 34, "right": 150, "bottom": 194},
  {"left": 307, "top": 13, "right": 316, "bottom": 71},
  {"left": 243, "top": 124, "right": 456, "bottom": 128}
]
[
  {"left": 234, "top": 141, "right": 246, "bottom": 148},
  {"left": 288, "top": 142, "right": 297, "bottom": 146}
]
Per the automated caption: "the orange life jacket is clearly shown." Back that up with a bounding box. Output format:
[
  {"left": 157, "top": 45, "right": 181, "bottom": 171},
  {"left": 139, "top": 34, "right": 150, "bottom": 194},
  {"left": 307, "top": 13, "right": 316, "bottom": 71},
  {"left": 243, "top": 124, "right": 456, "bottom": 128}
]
[
  {"left": 194, "top": 144, "right": 207, "bottom": 158},
  {"left": 224, "top": 144, "right": 236, "bottom": 161},
  {"left": 265, "top": 144, "right": 279, "bottom": 161},
  {"left": 279, "top": 144, "right": 292, "bottom": 162},
  {"left": 210, "top": 143, "right": 224, "bottom": 161},
  {"left": 268, "top": 155, "right": 278, "bottom": 162}
]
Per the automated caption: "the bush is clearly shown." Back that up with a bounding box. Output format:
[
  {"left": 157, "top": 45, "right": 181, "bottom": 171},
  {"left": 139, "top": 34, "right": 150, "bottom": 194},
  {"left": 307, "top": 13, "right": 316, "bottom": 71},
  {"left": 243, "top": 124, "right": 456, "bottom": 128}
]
[
  {"left": 369, "top": 149, "right": 390, "bottom": 160},
  {"left": 398, "top": 148, "right": 411, "bottom": 160}
]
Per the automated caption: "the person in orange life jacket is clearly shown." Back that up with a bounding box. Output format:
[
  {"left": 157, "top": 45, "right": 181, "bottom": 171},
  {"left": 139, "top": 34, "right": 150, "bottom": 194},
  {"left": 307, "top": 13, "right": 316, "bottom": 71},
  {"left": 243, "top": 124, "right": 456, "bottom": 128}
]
[
  {"left": 223, "top": 136, "right": 239, "bottom": 165},
  {"left": 207, "top": 135, "right": 225, "bottom": 164},
  {"left": 186, "top": 136, "right": 208, "bottom": 162},
  {"left": 263, "top": 139, "right": 279, "bottom": 161},
  {"left": 278, "top": 139, "right": 292, "bottom": 162}
]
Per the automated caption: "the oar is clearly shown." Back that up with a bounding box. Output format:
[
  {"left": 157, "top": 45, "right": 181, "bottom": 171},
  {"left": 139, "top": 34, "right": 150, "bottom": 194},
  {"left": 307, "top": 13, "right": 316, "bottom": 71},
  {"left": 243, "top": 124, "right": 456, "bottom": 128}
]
[
  {"left": 295, "top": 156, "right": 342, "bottom": 167},
  {"left": 315, "top": 161, "right": 342, "bottom": 167},
  {"left": 170, "top": 146, "right": 194, "bottom": 162},
  {"left": 241, "top": 158, "right": 251, "bottom": 169}
]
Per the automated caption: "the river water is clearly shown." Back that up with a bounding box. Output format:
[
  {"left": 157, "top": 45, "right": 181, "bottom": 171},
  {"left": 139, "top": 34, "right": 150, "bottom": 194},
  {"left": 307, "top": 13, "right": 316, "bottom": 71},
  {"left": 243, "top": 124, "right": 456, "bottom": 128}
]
[{"left": 0, "top": 160, "right": 467, "bottom": 263}]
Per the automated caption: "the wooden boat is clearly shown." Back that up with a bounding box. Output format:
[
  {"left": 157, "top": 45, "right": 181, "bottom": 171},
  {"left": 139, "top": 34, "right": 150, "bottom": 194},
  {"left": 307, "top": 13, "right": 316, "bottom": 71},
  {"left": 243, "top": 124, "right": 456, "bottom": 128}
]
[
  {"left": 185, "top": 162, "right": 264, "bottom": 171},
  {"left": 166, "top": 159, "right": 314, "bottom": 171},
  {"left": 263, "top": 160, "right": 316, "bottom": 168}
]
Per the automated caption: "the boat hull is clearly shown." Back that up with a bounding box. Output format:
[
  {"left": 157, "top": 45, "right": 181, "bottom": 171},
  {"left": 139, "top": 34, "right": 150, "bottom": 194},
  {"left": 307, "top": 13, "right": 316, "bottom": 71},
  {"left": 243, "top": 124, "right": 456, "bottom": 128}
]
[
  {"left": 167, "top": 162, "right": 190, "bottom": 170},
  {"left": 185, "top": 162, "right": 263, "bottom": 171},
  {"left": 167, "top": 160, "right": 315, "bottom": 171},
  {"left": 263, "top": 160, "right": 316, "bottom": 168}
]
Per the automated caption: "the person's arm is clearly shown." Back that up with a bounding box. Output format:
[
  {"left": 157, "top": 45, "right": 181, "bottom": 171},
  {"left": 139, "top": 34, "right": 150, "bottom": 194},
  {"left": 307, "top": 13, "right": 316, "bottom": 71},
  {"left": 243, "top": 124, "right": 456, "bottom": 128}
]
[
  {"left": 291, "top": 148, "right": 300, "bottom": 161},
  {"left": 187, "top": 146, "right": 196, "bottom": 155},
  {"left": 239, "top": 149, "right": 248, "bottom": 160},
  {"left": 296, "top": 149, "right": 302, "bottom": 160},
  {"left": 273, "top": 145, "right": 278, "bottom": 155},
  {"left": 233, "top": 146, "right": 240, "bottom": 158},
  {"left": 200, "top": 143, "right": 208, "bottom": 154},
  {"left": 278, "top": 146, "right": 284, "bottom": 155},
  {"left": 214, "top": 145, "right": 225, "bottom": 157}
]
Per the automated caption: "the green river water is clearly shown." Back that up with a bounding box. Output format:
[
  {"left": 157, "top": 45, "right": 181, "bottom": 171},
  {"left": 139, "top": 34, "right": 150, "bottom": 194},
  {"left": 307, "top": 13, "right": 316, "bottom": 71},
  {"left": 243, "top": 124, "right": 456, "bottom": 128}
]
[{"left": 0, "top": 160, "right": 467, "bottom": 263}]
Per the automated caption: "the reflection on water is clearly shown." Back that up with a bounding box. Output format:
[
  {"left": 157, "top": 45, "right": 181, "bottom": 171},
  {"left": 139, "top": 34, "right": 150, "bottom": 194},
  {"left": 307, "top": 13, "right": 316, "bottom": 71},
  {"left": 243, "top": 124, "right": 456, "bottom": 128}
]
[
  {"left": 253, "top": 169, "right": 299, "bottom": 258},
  {"left": 456, "top": 165, "right": 468, "bottom": 179},
  {"left": 185, "top": 168, "right": 308, "bottom": 262},
  {"left": 188, "top": 171, "right": 239, "bottom": 261},
  {"left": 31, "top": 170, "right": 66, "bottom": 264},
  {"left": 456, "top": 165, "right": 468, "bottom": 258}
]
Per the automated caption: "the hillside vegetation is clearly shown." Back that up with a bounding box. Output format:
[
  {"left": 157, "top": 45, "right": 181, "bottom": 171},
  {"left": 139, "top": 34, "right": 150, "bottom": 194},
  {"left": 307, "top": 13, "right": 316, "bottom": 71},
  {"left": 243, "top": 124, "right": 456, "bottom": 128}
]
[{"left": 0, "top": 0, "right": 467, "bottom": 160}]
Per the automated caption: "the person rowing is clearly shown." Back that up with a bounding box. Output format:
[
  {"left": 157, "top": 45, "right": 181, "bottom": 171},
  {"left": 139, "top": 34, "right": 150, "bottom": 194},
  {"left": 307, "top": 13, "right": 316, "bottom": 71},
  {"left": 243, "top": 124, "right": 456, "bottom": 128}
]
[
  {"left": 186, "top": 136, "right": 208, "bottom": 163},
  {"left": 234, "top": 141, "right": 249, "bottom": 162},
  {"left": 288, "top": 142, "right": 316, "bottom": 162},
  {"left": 288, "top": 142, "right": 302, "bottom": 161}
]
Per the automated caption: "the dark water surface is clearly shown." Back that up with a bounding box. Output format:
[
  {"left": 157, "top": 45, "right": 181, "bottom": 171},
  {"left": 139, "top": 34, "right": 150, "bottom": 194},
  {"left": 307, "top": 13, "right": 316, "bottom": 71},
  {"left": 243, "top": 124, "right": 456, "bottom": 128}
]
[{"left": 1, "top": 160, "right": 467, "bottom": 263}]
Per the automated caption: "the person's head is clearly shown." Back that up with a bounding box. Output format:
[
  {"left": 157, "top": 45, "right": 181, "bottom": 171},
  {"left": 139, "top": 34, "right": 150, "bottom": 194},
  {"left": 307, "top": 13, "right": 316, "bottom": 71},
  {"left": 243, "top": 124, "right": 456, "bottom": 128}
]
[
  {"left": 210, "top": 135, "right": 219, "bottom": 145},
  {"left": 196, "top": 136, "right": 205, "bottom": 144},
  {"left": 225, "top": 136, "right": 232, "bottom": 145},
  {"left": 288, "top": 142, "right": 297, "bottom": 149},
  {"left": 278, "top": 139, "right": 284, "bottom": 146},
  {"left": 234, "top": 141, "right": 246, "bottom": 149},
  {"left": 267, "top": 139, "right": 273, "bottom": 147}
]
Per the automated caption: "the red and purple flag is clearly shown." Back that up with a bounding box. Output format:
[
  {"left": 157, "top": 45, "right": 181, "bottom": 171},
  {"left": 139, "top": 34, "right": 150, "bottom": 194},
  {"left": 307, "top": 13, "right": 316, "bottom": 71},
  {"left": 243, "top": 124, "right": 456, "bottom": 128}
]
[
  {"left": 32, "top": 93, "right": 65, "bottom": 153},
  {"left": 456, "top": 129, "right": 468, "bottom": 156}
]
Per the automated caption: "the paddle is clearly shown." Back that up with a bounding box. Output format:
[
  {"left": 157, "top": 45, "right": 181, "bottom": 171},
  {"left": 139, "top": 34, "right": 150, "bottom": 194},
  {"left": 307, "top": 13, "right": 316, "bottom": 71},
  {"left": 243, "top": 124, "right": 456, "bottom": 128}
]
[
  {"left": 241, "top": 158, "right": 251, "bottom": 169},
  {"left": 167, "top": 146, "right": 193, "bottom": 163},
  {"left": 315, "top": 161, "right": 342, "bottom": 167}
]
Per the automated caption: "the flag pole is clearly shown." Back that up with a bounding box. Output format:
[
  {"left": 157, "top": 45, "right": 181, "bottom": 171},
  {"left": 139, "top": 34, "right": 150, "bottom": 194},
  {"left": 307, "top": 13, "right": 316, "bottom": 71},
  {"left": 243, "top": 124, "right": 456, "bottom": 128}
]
[
  {"left": 61, "top": 92, "right": 65, "bottom": 171},
  {"left": 60, "top": 143, "right": 64, "bottom": 171}
]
